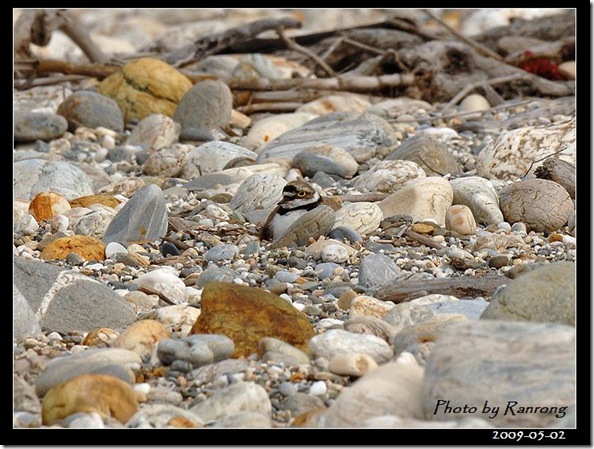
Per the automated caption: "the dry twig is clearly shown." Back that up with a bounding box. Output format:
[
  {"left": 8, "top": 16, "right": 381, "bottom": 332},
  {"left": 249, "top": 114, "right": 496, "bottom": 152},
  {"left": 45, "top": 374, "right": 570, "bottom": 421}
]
[{"left": 276, "top": 26, "right": 337, "bottom": 77}]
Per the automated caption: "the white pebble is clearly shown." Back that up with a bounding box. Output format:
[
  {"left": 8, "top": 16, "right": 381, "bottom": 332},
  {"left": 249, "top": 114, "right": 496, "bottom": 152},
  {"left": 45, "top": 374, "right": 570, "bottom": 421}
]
[
  {"left": 497, "top": 222, "right": 512, "bottom": 231},
  {"left": 309, "top": 380, "right": 327, "bottom": 396}
]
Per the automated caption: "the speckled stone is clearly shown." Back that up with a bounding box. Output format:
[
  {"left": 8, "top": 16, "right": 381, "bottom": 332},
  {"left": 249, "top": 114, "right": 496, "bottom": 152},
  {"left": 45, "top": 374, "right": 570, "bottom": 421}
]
[
  {"left": 385, "top": 134, "right": 461, "bottom": 176},
  {"left": 173, "top": 79, "right": 233, "bottom": 131},
  {"left": 126, "top": 114, "right": 179, "bottom": 150}
]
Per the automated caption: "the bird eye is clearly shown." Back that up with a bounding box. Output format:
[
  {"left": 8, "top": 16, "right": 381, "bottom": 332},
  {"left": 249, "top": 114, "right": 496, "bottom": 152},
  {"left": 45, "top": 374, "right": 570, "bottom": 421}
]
[{"left": 298, "top": 191, "right": 306, "bottom": 197}]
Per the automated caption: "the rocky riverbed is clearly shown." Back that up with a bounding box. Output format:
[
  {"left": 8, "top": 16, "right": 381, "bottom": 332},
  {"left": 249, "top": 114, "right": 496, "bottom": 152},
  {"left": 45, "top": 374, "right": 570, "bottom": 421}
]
[{"left": 13, "top": 8, "right": 578, "bottom": 438}]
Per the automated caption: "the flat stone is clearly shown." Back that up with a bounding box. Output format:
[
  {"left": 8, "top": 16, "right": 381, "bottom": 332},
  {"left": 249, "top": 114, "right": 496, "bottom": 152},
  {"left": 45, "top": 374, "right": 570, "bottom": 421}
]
[
  {"left": 259, "top": 337, "right": 310, "bottom": 365},
  {"left": 240, "top": 112, "right": 318, "bottom": 151},
  {"left": 210, "top": 411, "right": 272, "bottom": 428},
  {"left": 308, "top": 329, "right": 393, "bottom": 364},
  {"left": 103, "top": 184, "right": 168, "bottom": 245},
  {"left": 35, "top": 347, "right": 142, "bottom": 397},
  {"left": 421, "top": 320, "right": 575, "bottom": 428},
  {"left": 205, "top": 244, "right": 239, "bottom": 262},
  {"left": 190, "top": 381, "right": 271, "bottom": 422},
  {"left": 57, "top": 90, "right": 124, "bottom": 133},
  {"left": 190, "top": 281, "right": 315, "bottom": 358},
  {"left": 14, "top": 110, "right": 68, "bottom": 142},
  {"left": 256, "top": 112, "right": 399, "bottom": 164},
  {"left": 14, "top": 258, "right": 136, "bottom": 334},
  {"left": 131, "top": 267, "right": 187, "bottom": 304},
  {"left": 481, "top": 261, "right": 575, "bottom": 326},
  {"left": 182, "top": 141, "right": 256, "bottom": 178},
  {"left": 293, "top": 145, "right": 359, "bottom": 178},
  {"left": 352, "top": 159, "right": 426, "bottom": 193},
  {"left": 14, "top": 159, "right": 94, "bottom": 201},
  {"left": 385, "top": 134, "right": 462, "bottom": 176}
]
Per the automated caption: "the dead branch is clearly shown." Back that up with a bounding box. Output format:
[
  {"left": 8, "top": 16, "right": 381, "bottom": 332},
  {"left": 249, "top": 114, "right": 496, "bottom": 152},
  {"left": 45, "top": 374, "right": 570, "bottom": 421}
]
[
  {"left": 236, "top": 102, "right": 305, "bottom": 114},
  {"left": 164, "top": 17, "right": 303, "bottom": 67},
  {"left": 422, "top": 9, "right": 503, "bottom": 61},
  {"left": 276, "top": 26, "right": 336, "bottom": 77},
  {"left": 14, "top": 9, "right": 109, "bottom": 63},
  {"left": 226, "top": 72, "right": 416, "bottom": 92}
]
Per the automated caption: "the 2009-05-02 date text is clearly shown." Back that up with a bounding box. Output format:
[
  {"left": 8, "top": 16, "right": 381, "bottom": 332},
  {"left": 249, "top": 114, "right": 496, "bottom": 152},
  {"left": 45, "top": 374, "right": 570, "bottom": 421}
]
[{"left": 492, "top": 430, "right": 565, "bottom": 441}]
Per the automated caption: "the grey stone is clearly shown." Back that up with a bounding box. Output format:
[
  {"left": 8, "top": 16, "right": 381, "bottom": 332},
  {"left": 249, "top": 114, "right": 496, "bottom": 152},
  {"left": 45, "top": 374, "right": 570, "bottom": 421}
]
[
  {"left": 14, "top": 110, "right": 68, "bottom": 142},
  {"left": 13, "top": 284, "right": 42, "bottom": 342},
  {"left": 386, "top": 134, "right": 461, "bottom": 176},
  {"left": 358, "top": 253, "right": 401, "bottom": 291},
  {"left": 13, "top": 159, "right": 94, "bottom": 201},
  {"left": 308, "top": 329, "right": 394, "bottom": 364},
  {"left": 103, "top": 184, "right": 168, "bottom": 245},
  {"left": 481, "top": 261, "right": 575, "bottom": 326},
  {"left": 314, "top": 262, "right": 341, "bottom": 280},
  {"left": 425, "top": 298, "right": 489, "bottom": 320},
  {"left": 259, "top": 337, "right": 310, "bottom": 365},
  {"left": 210, "top": 411, "right": 272, "bottom": 428},
  {"left": 35, "top": 347, "right": 141, "bottom": 397},
  {"left": 256, "top": 112, "right": 399, "bottom": 164},
  {"left": 280, "top": 392, "right": 325, "bottom": 417},
  {"left": 57, "top": 90, "right": 124, "bottom": 133},
  {"left": 195, "top": 266, "right": 236, "bottom": 288},
  {"left": 14, "top": 258, "right": 136, "bottom": 334},
  {"left": 173, "top": 80, "right": 233, "bottom": 131},
  {"left": 421, "top": 320, "right": 575, "bottom": 428},
  {"left": 190, "top": 381, "right": 272, "bottom": 422},
  {"left": 328, "top": 226, "right": 363, "bottom": 243},
  {"left": 205, "top": 244, "right": 239, "bottom": 262},
  {"left": 182, "top": 141, "right": 256, "bottom": 178},
  {"left": 293, "top": 145, "right": 358, "bottom": 178},
  {"left": 183, "top": 173, "right": 237, "bottom": 191},
  {"left": 14, "top": 375, "right": 41, "bottom": 414}
]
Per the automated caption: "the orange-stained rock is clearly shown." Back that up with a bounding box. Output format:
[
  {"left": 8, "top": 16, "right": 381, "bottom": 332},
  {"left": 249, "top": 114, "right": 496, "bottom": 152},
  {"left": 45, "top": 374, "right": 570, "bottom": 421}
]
[
  {"left": 190, "top": 281, "right": 315, "bottom": 358},
  {"left": 41, "top": 373, "right": 138, "bottom": 425},
  {"left": 40, "top": 235, "right": 106, "bottom": 261},
  {"left": 28, "top": 192, "right": 71, "bottom": 222},
  {"left": 112, "top": 319, "right": 171, "bottom": 357},
  {"left": 82, "top": 328, "right": 120, "bottom": 347},
  {"left": 98, "top": 58, "right": 193, "bottom": 122},
  {"left": 69, "top": 194, "right": 121, "bottom": 209}
]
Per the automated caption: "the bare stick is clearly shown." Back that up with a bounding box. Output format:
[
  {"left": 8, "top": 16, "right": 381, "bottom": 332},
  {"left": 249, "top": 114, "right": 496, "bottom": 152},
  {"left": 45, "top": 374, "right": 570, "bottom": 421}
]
[
  {"left": 237, "top": 102, "right": 305, "bottom": 114},
  {"left": 276, "top": 26, "right": 337, "bottom": 77},
  {"left": 14, "top": 74, "right": 88, "bottom": 89},
  {"left": 422, "top": 9, "right": 503, "bottom": 61},
  {"left": 441, "top": 73, "right": 530, "bottom": 114},
  {"left": 404, "top": 229, "right": 447, "bottom": 250},
  {"left": 56, "top": 10, "right": 110, "bottom": 63},
  {"left": 338, "top": 193, "right": 390, "bottom": 203}
]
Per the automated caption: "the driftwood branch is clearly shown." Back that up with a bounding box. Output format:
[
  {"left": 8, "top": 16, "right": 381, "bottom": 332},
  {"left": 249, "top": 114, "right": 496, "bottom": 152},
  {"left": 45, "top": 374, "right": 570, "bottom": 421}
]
[{"left": 375, "top": 274, "right": 510, "bottom": 303}]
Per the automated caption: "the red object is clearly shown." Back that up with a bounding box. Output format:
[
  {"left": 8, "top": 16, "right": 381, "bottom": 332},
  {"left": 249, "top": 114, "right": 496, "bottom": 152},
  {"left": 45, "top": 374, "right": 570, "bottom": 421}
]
[{"left": 516, "top": 50, "right": 567, "bottom": 81}]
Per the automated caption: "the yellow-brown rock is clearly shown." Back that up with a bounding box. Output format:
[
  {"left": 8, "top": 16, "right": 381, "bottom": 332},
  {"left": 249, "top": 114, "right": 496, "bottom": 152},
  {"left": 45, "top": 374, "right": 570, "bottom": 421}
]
[
  {"left": 69, "top": 194, "right": 120, "bottom": 209},
  {"left": 98, "top": 58, "right": 193, "bottom": 123},
  {"left": 28, "top": 192, "right": 71, "bottom": 222},
  {"left": 41, "top": 373, "right": 138, "bottom": 425},
  {"left": 190, "top": 281, "right": 315, "bottom": 358},
  {"left": 40, "top": 235, "right": 106, "bottom": 261},
  {"left": 112, "top": 319, "right": 171, "bottom": 358}
]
